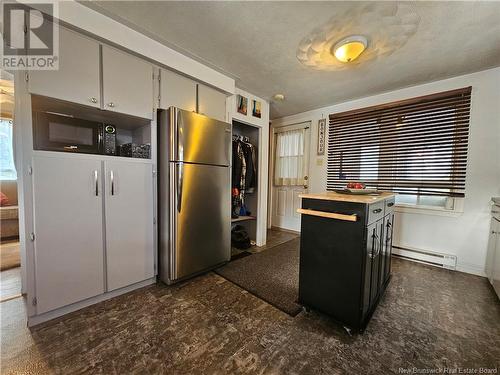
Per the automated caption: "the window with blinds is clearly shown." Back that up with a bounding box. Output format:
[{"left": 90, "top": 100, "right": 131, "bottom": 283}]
[{"left": 327, "top": 87, "right": 472, "bottom": 198}]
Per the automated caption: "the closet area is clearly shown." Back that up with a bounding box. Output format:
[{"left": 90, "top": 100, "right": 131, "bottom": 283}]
[{"left": 231, "top": 120, "right": 259, "bottom": 253}]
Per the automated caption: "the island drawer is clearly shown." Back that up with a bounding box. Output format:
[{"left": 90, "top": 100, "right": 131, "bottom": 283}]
[
  {"left": 367, "top": 201, "right": 385, "bottom": 224},
  {"left": 301, "top": 199, "right": 366, "bottom": 223},
  {"left": 384, "top": 196, "right": 396, "bottom": 215}
]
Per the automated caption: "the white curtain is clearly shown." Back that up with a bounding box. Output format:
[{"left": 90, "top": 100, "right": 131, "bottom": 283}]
[{"left": 274, "top": 128, "right": 305, "bottom": 186}]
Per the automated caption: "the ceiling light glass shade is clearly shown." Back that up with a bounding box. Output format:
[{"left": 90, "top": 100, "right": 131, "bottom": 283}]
[
  {"left": 296, "top": 3, "right": 420, "bottom": 70},
  {"left": 333, "top": 36, "right": 367, "bottom": 63}
]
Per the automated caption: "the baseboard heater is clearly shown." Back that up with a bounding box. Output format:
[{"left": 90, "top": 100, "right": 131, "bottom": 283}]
[{"left": 392, "top": 245, "right": 457, "bottom": 270}]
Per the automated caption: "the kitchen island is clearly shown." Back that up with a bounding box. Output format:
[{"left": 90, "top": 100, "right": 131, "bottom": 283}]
[{"left": 297, "top": 191, "right": 396, "bottom": 333}]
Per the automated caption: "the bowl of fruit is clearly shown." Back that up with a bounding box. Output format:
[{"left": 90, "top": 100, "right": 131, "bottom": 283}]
[{"left": 341, "top": 182, "right": 378, "bottom": 195}]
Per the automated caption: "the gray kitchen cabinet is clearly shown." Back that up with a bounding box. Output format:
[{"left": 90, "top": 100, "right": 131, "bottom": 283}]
[
  {"left": 198, "top": 84, "right": 227, "bottom": 122},
  {"left": 160, "top": 69, "right": 197, "bottom": 112},
  {"left": 28, "top": 26, "right": 101, "bottom": 108},
  {"left": 102, "top": 46, "right": 154, "bottom": 119},
  {"left": 486, "top": 205, "right": 500, "bottom": 298},
  {"left": 32, "top": 153, "right": 105, "bottom": 314},
  {"left": 104, "top": 160, "right": 155, "bottom": 291},
  {"left": 31, "top": 153, "right": 155, "bottom": 314}
]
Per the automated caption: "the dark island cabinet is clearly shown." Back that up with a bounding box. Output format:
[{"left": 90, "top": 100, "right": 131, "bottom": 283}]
[{"left": 298, "top": 193, "right": 396, "bottom": 332}]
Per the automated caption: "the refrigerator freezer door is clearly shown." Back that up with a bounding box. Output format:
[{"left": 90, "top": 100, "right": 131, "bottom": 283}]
[
  {"left": 166, "top": 162, "right": 231, "bottom": 282},
  {"left": 169, "top": 107, "right": 231, "bottom": 166}
]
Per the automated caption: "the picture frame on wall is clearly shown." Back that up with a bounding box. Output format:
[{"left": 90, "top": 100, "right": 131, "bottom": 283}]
[
  {"left": 237, "top": 95, "right": 248, "bottom": 115},
  {"left": 252, "top": 99, "right": 262, "bottom": 118},
  {"left": 317, "top": 118, "right": 326, "bottom": 155}
]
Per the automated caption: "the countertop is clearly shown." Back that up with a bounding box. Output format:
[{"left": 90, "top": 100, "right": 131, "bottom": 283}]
[{"left": 299, "top": 191, "right": 396, "bottom": 204}]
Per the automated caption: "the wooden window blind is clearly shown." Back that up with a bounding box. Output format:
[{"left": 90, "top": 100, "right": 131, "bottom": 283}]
[{"left": 327, "top": 87, "right": 472, "bottom": 197}]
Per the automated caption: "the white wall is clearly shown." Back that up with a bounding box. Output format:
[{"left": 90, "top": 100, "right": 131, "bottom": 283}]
[
  {"left": 227, "top": 88, "right": 270, "bottom": 246},
  {"left": 272, "top": 67, "right": 500, "bottom": 276}
]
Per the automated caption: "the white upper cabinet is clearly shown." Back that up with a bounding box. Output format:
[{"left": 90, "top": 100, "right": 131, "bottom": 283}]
[
  {"left": 104, "top": 160, "right": 154, "bottom": 291},
  {"left": 159, "top": 69, "right": 197, "bottom": 112},
  {"left": 198, "top": 84, "right": 227, "bottom": 122},
  {"left": 28, "top": 26, "right": 101, "bottom": 108},
  {"left": 102, "top": 46, "right": 154, "bottom": 119}
]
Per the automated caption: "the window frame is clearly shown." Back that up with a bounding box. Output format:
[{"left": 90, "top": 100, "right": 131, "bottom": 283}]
[{"left": 0, "top": 117, "right": 17, "bottom": 181}]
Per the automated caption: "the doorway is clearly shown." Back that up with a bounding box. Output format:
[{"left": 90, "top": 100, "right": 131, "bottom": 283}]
[
  {"left": 270, "top": 122, "right": 310, "bottom": 232},
  {"left": 0, "top": 70, "right": 22, "bottom": 302}
]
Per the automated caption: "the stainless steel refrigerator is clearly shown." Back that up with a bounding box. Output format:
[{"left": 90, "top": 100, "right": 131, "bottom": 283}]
[{"left": 158, "top": 107, "right": 231, "bottom": 284}]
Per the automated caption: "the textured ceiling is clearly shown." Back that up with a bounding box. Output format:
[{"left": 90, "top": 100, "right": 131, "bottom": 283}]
[{"left": 81, "top": 1, "right": 500, "bottom": 119}]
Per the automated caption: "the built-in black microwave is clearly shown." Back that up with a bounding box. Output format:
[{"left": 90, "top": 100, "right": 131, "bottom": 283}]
[{"left": 33, "top": 111, "right": 116, "bottom": 155}]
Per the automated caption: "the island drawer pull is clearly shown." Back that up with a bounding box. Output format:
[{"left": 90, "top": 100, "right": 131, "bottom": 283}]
[{"left": 297, "top": 208, "right": 357, "bottom": 222}]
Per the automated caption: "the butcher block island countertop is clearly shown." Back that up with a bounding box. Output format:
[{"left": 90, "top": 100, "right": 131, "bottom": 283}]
[{"left": 299, "top": 191, "right": 396, "bottom": 204}]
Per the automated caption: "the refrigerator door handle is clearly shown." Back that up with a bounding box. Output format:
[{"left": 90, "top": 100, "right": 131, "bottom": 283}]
[
  {"left": 177, "top": 109, "right": 184, "bottom": 161},
  {"left": 177, "top": 163, "right": 183, "bottom": 213}
]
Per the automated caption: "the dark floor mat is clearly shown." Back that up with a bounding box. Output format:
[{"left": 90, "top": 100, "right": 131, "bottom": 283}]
[
  {"left": 215, "top": 237, "right": 301, "bottom": 316},
  {"left": 231, "top": 251, "right": 252, "bottom": 261}
]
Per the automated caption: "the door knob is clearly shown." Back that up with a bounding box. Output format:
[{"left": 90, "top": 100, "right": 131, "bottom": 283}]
[
  {"left": 90, "top": 97, "right": 97, "bottom": 104},
  {"left": 107, "top": 102, "right": 115, "bottom": 108}
]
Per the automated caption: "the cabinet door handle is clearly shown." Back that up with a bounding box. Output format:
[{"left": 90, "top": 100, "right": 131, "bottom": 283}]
[
  {"left": 90, "top": 97, "right": 98, "bottom": 104},
  {"left": 370, "top": 233, "right": 380, "bottom": 258},
  {"left": 372, "top": 208, "right": 383, "bottom": 214},
  {"left": 110, "top": 170, "right": 115, "bottom": 195},
  {"left": 387, "top": 202, "right": 394, "bottom": 207},
  {"left": 94, "top": 170, "right": 99, "bottom": 196},
  {"left": 107, "top": 102, "right": 115, "bottom": 108},
  {"left": 297, "top": 208, "right": 357, "bottom": 222}
]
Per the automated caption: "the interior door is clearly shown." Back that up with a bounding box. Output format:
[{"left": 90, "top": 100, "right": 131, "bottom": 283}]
[
  {"left": 102, "top": 45, "right": 153, "bottom": 119},
  {"left": 169, "top": 162, "right": 230, "bottom": 281},
  {"left": 104, "top": 160, "right": 154, "bottom": 291},
  {"left": 32, "top": 154, "right": 104, "bottom": 314},
  {"left": 29, "top": 26, "right": 101, "bottom": 108},
  {"left": 271, "top": 123, "right": 310, "bottom": 232}
]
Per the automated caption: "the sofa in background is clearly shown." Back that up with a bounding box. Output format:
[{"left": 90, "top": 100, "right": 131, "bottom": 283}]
[{"left": 1, "top": 180, "right": 19, "bottom": 241}]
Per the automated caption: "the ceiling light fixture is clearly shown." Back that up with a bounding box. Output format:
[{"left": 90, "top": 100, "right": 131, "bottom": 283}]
[
  {"left": 273, "top": 94, "right": 285, "bottom": 101},
  {"left": 332, "top": 35, "right": 368, "bottom": 63}
]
